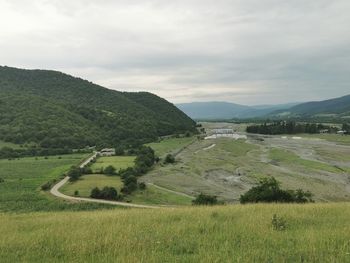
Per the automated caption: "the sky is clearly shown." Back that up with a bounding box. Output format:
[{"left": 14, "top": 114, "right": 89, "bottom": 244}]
[{"left": 0, "top": 0, "right": 349, "bottom": 105}]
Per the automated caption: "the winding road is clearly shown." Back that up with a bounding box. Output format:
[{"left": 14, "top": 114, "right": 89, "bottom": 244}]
[
  {"left": 50, "top": 176, "right": 161, "bottom": 208},
  {"left": 50, "top": 152, "right": 162, "bottom": 209}
]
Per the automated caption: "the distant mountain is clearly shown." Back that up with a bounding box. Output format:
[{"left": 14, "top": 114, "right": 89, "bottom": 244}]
[
  {"left": 0, "top": 66, "right": 196, "bottom": 149},
  {"left": 176, "top": 101, "right": 298, "bottom": 119},
  {"left": 271, "top": 94, "right": 350, "bottom": 118}
]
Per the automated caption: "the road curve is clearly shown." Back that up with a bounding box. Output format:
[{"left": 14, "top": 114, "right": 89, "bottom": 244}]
[{"left": 50, "top": 176, "right": 161, "bottom": 208}]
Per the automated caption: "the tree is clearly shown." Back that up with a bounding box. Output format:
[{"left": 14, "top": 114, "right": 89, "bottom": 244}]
[
  {"left": 90, "top": 187, "right": 101, "bottom": 198},
  {"left": 240, "top": 177, "right": 313, "bottom": 204},
  {"left": 192, "top": 193, "right": 218, "bottom": 205}
]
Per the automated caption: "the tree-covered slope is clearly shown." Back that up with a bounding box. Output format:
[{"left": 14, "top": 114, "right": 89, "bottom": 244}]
[
  {"left": 271, "top": 94, "right": 350, "bottom": 118},
  {"left": 0, "top": 66, "right": 195, "bottom": 148}
]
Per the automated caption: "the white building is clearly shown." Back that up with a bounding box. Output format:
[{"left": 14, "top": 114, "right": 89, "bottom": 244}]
[{"left": 99, "top": 148, "right": 115, "bottom": 156}]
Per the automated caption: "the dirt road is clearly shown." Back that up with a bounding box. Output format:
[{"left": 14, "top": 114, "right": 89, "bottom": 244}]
[{"left": 50, "top": 176, "right": 161, "bottom": 208}]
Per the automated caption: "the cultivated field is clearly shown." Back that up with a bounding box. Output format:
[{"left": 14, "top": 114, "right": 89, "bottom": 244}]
[
  {"left": 143, "top": 122, "right": 350, "bottom": 202},
  {"left": 1, "top": 203, "right": 350, "bottom": 262}
]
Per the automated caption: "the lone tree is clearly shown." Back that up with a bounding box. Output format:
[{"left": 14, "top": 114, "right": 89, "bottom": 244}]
[{"left": 240, "top": 177, "right": 313, "bottom": 204}]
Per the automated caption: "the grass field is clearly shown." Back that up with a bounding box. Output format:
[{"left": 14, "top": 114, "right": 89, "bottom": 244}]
[
  {"left": 0, "top": 154, "right": 112, "bottom": 212},
  {"left": 269, "top": 148, "right": 343, "bottom": 174},
  {"left": 1, "top": 203, "right": 350, "bottom": 262},
  {"left": 146, "top": 136, "right": 195, "bottom": 157},
  {"left": 90, "top": 156, "right": 135, "bottom": 173},
  {"left": 60, "top": 174, "right": 124, "bottom": 197},
  {"left": 299, "top": 134, "right": 350, "bottom": 145},
  {"left": 61, "top": 173, "right": 192, "bottom": 205}
]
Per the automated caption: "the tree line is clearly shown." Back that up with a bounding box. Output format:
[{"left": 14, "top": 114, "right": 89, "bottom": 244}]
[{"left": 246, "top": 121, "right": 342, "bottom": 135}]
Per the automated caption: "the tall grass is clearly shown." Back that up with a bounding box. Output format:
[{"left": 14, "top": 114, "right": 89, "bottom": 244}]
[{"left": 1, "top": 203, "right": 350, "bottom": 262}]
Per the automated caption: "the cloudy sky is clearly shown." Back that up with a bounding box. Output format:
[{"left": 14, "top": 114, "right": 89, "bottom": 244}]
[{"left": 0, "top": 0, "right": 349, "bottom": 105}]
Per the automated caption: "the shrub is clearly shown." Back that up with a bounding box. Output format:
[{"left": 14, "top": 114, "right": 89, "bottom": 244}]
[
  {"left": 192, "top": 193, "right": 218, "bottom": 205},
  {"left": 139, "top": 182, "right": 146, "bottom": 190},
  {"left": 81, "top": 166, "right": 92, "bottom": 175},
  {"left": 164, "top": 154, "right": 175, "bottom": 164},
  {"left": 68, "top": 166, "right": 82, "bottom": 182},
  {"left": 104, "top": 165, "right": 116, "bottom": 175},
  {"left": 0, "top": 178, "right": 4, "bottom": 183},
  {"left": 271, "top": 214, "right": 287, "bottom": 231},
  {"left": 240, "top": 177, "right": 313, "bottom": 204},
  {"left": 90, "top": 186, "right": 118, "bottom": 200},
  {"left": 74, "top": 190, "right": 79, "bottom": 196},
  {"left": 41, "top": 179, "right": 57, "bottom": 191}
]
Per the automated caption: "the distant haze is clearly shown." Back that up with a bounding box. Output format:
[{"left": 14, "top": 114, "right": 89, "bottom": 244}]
[{"left": 1, "top": 0, "right": 350, "bottom": 105}]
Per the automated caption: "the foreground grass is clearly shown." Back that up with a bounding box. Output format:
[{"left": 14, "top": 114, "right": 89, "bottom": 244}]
[
  {"left": 1, "top": 203, "right": 350, "bottom": 262},
  {"left": 0, "top": 154, "right": 113, "bottom": 212}
]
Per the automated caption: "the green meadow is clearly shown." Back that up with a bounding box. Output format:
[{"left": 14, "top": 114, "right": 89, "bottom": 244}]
[
  {"left": 61, "top": 153, "right": 192, "bottom": 205},
  {"left": 90, "top": 156, "right": 136, "bottom": 173},
  {"left": 0, "top": 154, "right": 111, "bottom": 212},
  {"left": 146, "top": 136, "right": 195, "bottom": 157},
  {"left": 1, "top": 203, "right": 350, "bottom": 262}
]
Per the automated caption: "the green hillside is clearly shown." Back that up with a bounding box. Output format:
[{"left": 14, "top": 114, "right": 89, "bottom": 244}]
[
  {"left": 0, "top": 66, "right": 195, "bottom": 150},
  {"left": 272, "top": 94, "right": 350, "bottom": 119}
]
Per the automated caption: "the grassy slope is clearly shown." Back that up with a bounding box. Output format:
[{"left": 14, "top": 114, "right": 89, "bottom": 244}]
[
  {"left": 90, "top": 156, "right": 135, "bottom": 172},
  {"left": 62, "top": 155, "right": 192, "bottom": 205},
  {"left": 60, "top": 174, "right": 124, "bottom": 197},
  {"left": 146, "top": 137, "right": 195, "bottom": 157},
  {"left": 0, "top": 154, "right": 112, "bottom": 212},
  {"left": 269, "top": 148, "right": 343, "bottom": 174},
  {"left": 299, "top": 134, "right": 350, "bottom": 145},
  {"left": 1, "top": 203, "right": 350, "bottom": 262}
]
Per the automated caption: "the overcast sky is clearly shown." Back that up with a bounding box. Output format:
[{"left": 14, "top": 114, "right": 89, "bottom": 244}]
[{"left": 1, "top": 0, "right": 349, "bottom": 105}]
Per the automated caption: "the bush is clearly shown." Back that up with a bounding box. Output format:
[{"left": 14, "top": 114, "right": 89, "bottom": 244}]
[
  {"left": 41, "top": 179, "right": 57, "bottom": 191},
  {"left": 90, "top": 186, "right": 118, "bottom": 200},
  {"left": 164, "top": 154, "right": 175, "bottom": 164},
  {"left": 68, "top": 166, "right": 82, "bottom": 182},
  {"left": 104, "top": 165, "right": 116, "bottom": 175},
  {"left": 81, "top": 166, "right": 92, "bottom": 175},
  {"left": 139, "top": 182, "right": 146, "bottom": 190},
  {"left": 74, "top": 190, "right": 79, "bottom": 196},
  {"left": 240, "top": 177, "right": 313, "bottom": 204},
  {"left": 192, "top": 193, "right": 218, "bottom": 205},
  {"left": 0, "top": 178, "right": 4, "bottom": 183}
]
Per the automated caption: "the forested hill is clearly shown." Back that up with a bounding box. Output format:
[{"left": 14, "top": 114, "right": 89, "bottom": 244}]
[
  {"left": 0, "top": 66, "right": 196, "bottom": 149},
  {"left": 271, "top": 94, "right": 350, "bottom": 118}
]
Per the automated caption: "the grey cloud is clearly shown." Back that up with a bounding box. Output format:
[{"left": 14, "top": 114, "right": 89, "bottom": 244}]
[{"left": 0, "top": 0, "right": 349, "bottom": 104}]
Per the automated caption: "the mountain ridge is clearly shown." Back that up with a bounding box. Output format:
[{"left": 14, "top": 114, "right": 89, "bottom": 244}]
[{"left": 0, "top": 66, "right": 196, "bottom": 149}]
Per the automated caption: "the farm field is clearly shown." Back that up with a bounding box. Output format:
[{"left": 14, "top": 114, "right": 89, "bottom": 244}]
[
  {"left": 90, "top": 156, "right": 135, "bottom": 173},
  {"left": 143, "top": 123, "right": 350, "bottom": 202},
  {"left": 0, "top": 154, "right": 112, "bottom": 212},
  {"left": 1, "top": 203, "right": 350, "bottom": 262}
]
